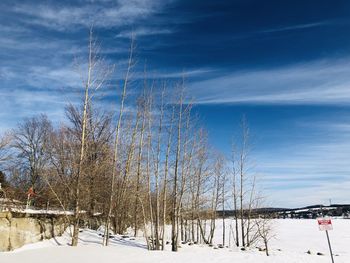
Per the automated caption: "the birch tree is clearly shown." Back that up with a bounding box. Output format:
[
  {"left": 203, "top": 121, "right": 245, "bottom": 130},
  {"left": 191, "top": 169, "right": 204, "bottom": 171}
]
[
  {"left": 171, "top": 87, "right": 184, "bottom": 252},
  {"left": 103, "top": 36, "right": 135, "bottom": 246},
  {"left": 71, "top": 27, "right": 110, "bottom": 246}
]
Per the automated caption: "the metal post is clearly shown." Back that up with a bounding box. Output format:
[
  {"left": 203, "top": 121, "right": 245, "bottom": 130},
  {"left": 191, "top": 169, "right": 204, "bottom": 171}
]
[{"left": 325, "top": 230, "right": 335, "bottom": 263}]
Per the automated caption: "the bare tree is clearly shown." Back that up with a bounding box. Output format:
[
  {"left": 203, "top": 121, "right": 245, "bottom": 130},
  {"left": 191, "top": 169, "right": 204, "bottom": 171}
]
[
  {"left": 134, "top": 95, "right": 147, "bottom": 237},
  {"left": 161, "top": 103, "right": 175, "bottom": 249},
  {"left": 71, "top": 26, "right": 110, "bottom": 246},
  {"left": 103, "top": 35, "right": 135, "bottom": 246},
  {"left": 171, "top": 86, "right": 184, "bottom": 252},
  {"left": 12, "top": 114, "right": 52, "bottom": 194},
  {"left": 238, "top": 116, "right": 250, "bottom": 248},
  {"left": 246, "top": 175, "right": 257, "bottom": 246},
  {"left": 229, "top": 116, "right": 260, "bottom": 248},
  {"left": 208, "top": 154, "right": 224, "bottom": 245},
  {"left": 221, "top": 159, "right": 227, "bottom": 247},
  {"left": 231, "top": 142, "right": 240, "bottom": 247},
  {"left": 0, "top": 133, "right": 11, "bottom": 167},
  {"left": 85, "top": 107, "right": 113, "bottom": 217},
  {"left": 153, "top": 88, "right": 165, "bottom": 250},
  {"left": 255, "top": 215, "right": 274, "bottom": 256},
  {"left": 146, "top": 86, "right": 155, "bottom": 249}
]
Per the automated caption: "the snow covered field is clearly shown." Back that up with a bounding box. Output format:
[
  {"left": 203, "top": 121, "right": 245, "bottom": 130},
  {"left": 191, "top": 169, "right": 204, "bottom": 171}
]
[{"left": 1, "top": 219, "right": 349, "bottom": 263}]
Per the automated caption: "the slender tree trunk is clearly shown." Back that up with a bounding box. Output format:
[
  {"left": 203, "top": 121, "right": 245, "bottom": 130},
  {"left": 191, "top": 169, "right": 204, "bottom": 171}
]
[
  {"left": 239, "top": 117, "right": 249, "bottom": 248},
  {"left": 194, "top": 148, "right": 204, "bottom": 244},
  {"left": 134, "top": 99, "right": 146, "bottom": 237},
  {"left": 154, "top": 89, "right": 164, "bottom": 250},
  {"left": 161, "top": 106, "right": 175, "bottom": 250},
  {"left": 175, "top": 104, "right": 192, "bottom": 245},
  {"left": 222, "top": 175, "right": 226, "bottom": 246},
  {"left": 117, "top": 113, "right": 140, "bottom": 233},
  {"left": 232, "top": 150, "right": 240, "bottom": 247},
  {"left": 240, "top": 152, "right": 245, "bottom": 247},
  {"left": 72, "top": 28, "right": 94, "bottom": 247},
  {"left": 246, "top": 176, "right": 256, "bottom": 246},
  {"left": 103, "top": 37, "right": 134, "bottom": 246},
  {"left": 139, "top": 197, "right": 151, "bottom": 250},
  {"left": 146, "top": 91, "right": 154, "bottom": 250},
  {"left": 171, "top": 91, "right": 183, "bottom": 252}
]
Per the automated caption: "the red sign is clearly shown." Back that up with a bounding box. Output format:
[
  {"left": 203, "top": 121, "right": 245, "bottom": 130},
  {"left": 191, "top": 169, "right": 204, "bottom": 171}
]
[{"left": 317, "top": 218, "right": 333, "bottom": 231}]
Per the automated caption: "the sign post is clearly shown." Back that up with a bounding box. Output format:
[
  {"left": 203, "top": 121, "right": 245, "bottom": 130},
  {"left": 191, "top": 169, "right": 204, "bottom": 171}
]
[{"left": 317, "top": 218, "right": 334, "bottom": 263}]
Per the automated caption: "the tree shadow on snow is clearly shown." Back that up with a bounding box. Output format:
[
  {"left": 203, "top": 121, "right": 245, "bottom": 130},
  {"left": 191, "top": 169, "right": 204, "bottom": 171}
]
[
  {"left": 51, "top": 236, "right": 65, "bottom": 246},
  {"left": 109, "top": 237, "right": 148, "bottom": 250},
  {"left": 76, "top": 229, "right": 148, "bottom": 250}
]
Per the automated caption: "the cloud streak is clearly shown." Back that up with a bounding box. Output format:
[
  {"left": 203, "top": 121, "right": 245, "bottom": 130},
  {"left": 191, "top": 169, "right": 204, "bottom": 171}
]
[
  {"left": 189, "top": 58, "right": 350, "bottom": 105},
  {"left": 0, "top": 0, "right": 173, "bottom": 133},
  {"left": 115, "top": 27, "right": 173, "bottom": 38},
  {"left": 7, "top": 0, "right": 172, "bottom": 31},
  {"left": 260, "top": 21, "right": 328, "bottom": 34}
]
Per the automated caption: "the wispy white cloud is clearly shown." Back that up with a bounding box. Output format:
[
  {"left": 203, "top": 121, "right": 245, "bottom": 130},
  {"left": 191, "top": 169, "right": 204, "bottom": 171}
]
[
  {"left": 0, "top": 36, "right": 77, "bottom": 52},
  {"left": 229, "top": 20, "right": 332, "bottom": 42},
  {"left": 260, "top": 21, "right": 328, "bottom": 34},
  {"left": 0, "top": 24, "right": 27, "bottom": 34},
  {"left": 115, "top": 27, "right": 173, "bottom": 38},
  {"left": 8, "top": 0, "right": 172, "bottom": 31},
  {"left": 138, "top": 68, "right": 216, "bottom": 79},
  {"left": 0, "top": 0, "right": 171, "bottom": 133},
  {"left": 189, "top": 58, "right": 350, "bottom": 105}
]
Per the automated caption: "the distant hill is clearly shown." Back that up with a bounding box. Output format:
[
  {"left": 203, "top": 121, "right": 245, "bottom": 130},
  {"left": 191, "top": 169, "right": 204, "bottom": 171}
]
[{"left": 217, "top": 204, "right": 350, "bottom": 218}]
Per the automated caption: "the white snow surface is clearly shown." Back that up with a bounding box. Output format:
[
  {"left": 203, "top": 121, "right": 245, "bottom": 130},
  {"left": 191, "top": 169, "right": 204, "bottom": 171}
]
[{"left": 1, "top": 219, "right": 349, "bottom": 263}]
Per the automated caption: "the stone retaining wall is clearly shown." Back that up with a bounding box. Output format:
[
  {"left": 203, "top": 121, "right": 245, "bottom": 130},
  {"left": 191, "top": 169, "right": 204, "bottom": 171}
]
[{"left": 0, "top": 212, "right": 67, "bottom": 251}]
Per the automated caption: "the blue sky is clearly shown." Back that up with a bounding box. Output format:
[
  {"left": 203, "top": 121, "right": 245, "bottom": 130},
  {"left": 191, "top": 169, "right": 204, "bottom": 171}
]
[{"left": 1, "top": 0, "right": 350, "bottom": 207}]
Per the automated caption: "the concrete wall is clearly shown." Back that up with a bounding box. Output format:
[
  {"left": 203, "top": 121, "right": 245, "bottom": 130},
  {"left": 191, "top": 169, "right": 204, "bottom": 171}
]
[{"left": 0, "top": 212, "right": 67, "bottom": 252}]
